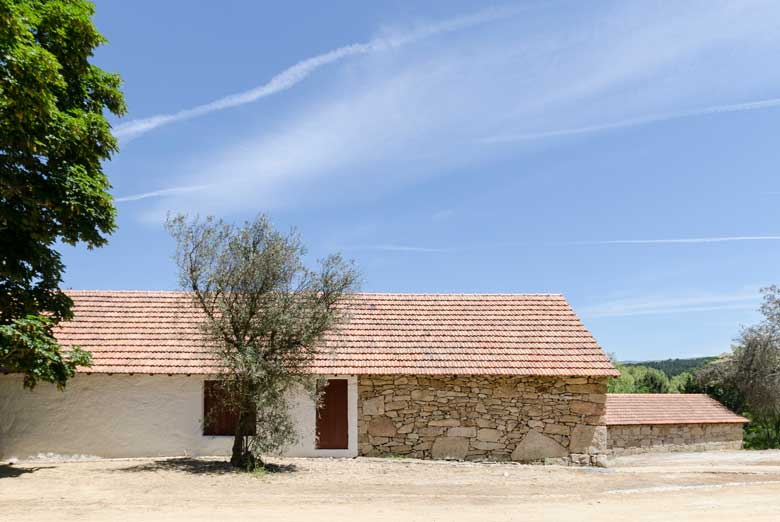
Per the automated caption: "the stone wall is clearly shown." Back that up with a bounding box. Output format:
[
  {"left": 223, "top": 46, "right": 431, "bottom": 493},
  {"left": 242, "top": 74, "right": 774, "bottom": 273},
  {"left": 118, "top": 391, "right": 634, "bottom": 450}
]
[
  {"left": 607, "top": 423, "right": 744, "bottom": 455},
  {"left": 357, "top": 375, "right": 609, "bottom": 466}
]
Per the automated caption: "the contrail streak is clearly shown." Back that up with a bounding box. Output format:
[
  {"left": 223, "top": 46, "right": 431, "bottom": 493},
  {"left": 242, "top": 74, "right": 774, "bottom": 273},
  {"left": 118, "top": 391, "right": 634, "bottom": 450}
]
[
  {"left": 345, "top": 244, "right": 456, "bottom": 253},
  {"left": 340, "top": 236, "right": 780, "bottom": 254},
  {"left": 114, "top": 184, "right": 214, "bottom": 202},
  {"left": 482, "top": 97, "right": 780, "bottom": 143},
  {"left": 570, "top": 236, "right": 780, "bottom": 245},
  {"left": 339, "top": 236, "right": 780, "bottom": 255},
  {"left": 114, "top": 7, "right": 515, "bottom": 143}
]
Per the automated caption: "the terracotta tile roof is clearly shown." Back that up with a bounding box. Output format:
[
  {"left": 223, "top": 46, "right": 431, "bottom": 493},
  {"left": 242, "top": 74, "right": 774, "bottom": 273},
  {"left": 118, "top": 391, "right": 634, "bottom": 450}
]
[
  {"left": 55, "top": 291, "right": 618, "bottom": 377},
  {"left": 605, "top": 394, "right": 748, "bottom": 425}
]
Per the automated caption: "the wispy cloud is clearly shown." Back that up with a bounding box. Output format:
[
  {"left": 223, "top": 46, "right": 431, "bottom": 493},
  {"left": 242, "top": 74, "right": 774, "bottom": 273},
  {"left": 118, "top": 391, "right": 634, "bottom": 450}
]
[
  {"left": 115, "top": 184, "right": 214, "bottom": 202},
  {"left": 113, "top": 6, "right": 515, "bottom": 143},
  {"left": 341, "top": 235, "right": 780, "bottom": 255},
  {"left": 481, "top": 97, "right": 780, "bottom": 143},
  {"left": 345, "top": 244, "right": 454, "bottom": 253},
  {"left": 569, "top": 236, "right": 780, "bottom": 245},
  {"left": 125, "top": 0, "right": 780, "bottom": 217},
  {"left": 431, "top": 209, "right": 455, "bottom": 222},
  {"left": 582, "top": 291, "right": 760, "bottom": 318}
]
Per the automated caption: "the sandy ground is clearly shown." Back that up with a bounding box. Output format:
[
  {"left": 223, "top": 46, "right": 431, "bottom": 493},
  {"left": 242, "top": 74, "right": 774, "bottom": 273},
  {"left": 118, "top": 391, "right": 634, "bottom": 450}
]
[{"left": 2, "top": 451, "right": 780, "bottom": 522}]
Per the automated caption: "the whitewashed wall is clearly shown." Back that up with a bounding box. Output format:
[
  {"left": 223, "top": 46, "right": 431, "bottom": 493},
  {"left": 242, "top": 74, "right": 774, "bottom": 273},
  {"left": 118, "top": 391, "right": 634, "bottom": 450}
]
[{"left": 0, "top": 374, "right": 357, "bottom": 460}]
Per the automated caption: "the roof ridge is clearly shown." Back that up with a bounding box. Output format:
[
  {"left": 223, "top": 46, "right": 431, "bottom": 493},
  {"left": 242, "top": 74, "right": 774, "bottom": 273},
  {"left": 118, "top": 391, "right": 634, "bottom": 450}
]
[
  {"left": 66, "top": 289, "right": 185, "bottom": 293},
  {"left": 65, "top": 289, "right": 567, "bottom": 297}
]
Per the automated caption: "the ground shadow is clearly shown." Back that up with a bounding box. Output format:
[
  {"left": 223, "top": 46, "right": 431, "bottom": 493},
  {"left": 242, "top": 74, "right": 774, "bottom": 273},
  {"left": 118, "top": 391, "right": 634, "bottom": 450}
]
[
  {"left": 116, "top": 457, "right": 297, "bottom": 476},
  {"left": 262, "top": 462, "right": 297, "bottom": 474},
  {"left": 0, "top": 464, "right": 51, "bottom": 479}
]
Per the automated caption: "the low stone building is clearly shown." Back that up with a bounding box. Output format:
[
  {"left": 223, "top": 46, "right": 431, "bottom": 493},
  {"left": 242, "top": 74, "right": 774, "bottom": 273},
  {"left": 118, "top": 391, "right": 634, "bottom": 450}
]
[
  {"left": 605, "top": 394, "right": 748, "bottom": 455},
  {"left": 1, "top": 291, "right": 619, "bottom": 465}
]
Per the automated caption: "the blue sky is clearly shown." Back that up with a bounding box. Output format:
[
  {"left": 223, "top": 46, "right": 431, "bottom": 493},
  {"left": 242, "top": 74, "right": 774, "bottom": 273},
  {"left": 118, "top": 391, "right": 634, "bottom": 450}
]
[{"left": 63, "top": 0, "right": 780, "bottom": 361}]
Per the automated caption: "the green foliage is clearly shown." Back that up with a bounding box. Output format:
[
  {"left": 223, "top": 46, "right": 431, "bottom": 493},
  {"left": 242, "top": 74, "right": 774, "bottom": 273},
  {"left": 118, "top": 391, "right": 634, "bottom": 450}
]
[
  {"left": 0, "top": 0, "right": 124, "bottom": 388},
  {"left": 0, "top": 315, "right": 91, "bottom": 389},
  {"left": 249, "top": 465, "right": 267, "bottom": 478},
  {"left": 609, "top": 356, "right": 718, "bottom": 393},
  {"left": 608, "top": 363, "right": 671, "bottom": 393},
  {"left": 634, "top": 367, "right": 671, "bottom": 393},
  {"left": 626, "top": 357, "right": 717, "bottom": 378},
  {"left": 167, "top": 214, "right": 359, "bottom": 470},
  {"left": 690, "top": 286, "right": 780, "bottom": 449},
  {"left": 669, "top": 371, "right": 694, "bottom": 393},
  {"left": 607, "top": 363, "right": 635, "bottom": 393},
  {"left": 743, "top": 420, "right": 780, "bottom": 450},
  {"left": 685, "top": 358, "right": 746, "bottom": 413}
]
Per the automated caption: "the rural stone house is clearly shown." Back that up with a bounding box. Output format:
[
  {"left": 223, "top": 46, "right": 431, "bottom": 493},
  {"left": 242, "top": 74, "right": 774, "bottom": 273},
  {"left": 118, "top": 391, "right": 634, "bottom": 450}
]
[
  {"left": 0, "top": 291, "right": 744, "bottom": 464},
  {"left": 605, "top": 394, "right": 747, "bottom": 455}
]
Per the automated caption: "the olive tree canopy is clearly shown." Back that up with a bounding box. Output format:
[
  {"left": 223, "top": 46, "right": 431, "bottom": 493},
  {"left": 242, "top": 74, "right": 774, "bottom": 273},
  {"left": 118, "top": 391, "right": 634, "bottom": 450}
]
[{"left": 166, "top": 213, "right": 359, "bottom": 469}]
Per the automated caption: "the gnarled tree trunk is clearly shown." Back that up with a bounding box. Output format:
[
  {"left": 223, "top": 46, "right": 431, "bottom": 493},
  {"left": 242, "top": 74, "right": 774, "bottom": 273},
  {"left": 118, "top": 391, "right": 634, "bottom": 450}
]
[{"left": 230, "top": 395, "right": 258, "bottom": 469}]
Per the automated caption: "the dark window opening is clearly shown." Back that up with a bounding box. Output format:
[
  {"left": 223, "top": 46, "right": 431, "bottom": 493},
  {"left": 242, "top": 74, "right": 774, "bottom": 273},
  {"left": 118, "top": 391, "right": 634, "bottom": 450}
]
[{"left": 203, "top": 380, "right": 256, "bottom": 436}]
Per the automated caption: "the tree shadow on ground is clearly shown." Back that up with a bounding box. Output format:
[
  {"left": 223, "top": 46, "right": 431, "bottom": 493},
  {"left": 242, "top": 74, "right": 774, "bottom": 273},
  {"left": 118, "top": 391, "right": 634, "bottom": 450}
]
[
  {"left": 0, "top": 464, "right": 51, "bottom": 479},
  {"left": 115, "top": 457, "right": 297, "bottom": 476}
]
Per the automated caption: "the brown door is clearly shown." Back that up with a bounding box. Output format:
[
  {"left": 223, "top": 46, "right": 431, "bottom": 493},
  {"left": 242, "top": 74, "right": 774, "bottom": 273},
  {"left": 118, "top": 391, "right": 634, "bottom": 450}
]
[{"left": 316, "top": 379, "right": 348, "bottom": 449}]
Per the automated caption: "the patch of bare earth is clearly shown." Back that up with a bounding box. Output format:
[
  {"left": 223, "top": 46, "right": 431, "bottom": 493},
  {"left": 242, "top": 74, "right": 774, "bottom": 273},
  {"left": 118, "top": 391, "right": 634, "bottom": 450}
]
[{"left": 2, "top": 451, "right": 780, "bottom": 521}]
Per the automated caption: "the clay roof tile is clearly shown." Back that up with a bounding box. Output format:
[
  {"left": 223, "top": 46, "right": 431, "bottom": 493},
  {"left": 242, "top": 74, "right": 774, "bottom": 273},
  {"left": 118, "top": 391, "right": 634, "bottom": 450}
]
[
  {"left": 56, "top": 291, "right": 618, "bottom": 377},
  {"left": 604, "top": 394, "right": 748, "bottom": 425}
]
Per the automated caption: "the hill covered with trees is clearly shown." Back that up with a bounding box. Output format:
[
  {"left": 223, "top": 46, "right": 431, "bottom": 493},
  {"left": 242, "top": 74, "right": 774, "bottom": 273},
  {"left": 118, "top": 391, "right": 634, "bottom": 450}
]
[
  {"left": 608, "top": 356, "right": 716, "bottom": 394},
  {"left": 625, "top": 357, "right": 717, "bottom": 378}
]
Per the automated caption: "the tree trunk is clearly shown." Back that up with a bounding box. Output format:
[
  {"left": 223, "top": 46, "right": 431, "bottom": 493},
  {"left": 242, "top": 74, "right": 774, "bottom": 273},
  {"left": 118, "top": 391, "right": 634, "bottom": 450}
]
[
  {"left": 230, "top": 395, "right": 258, "bottom": 470},
  {"left": 230, "top": 431, "right": 247, "bottom": 468}
]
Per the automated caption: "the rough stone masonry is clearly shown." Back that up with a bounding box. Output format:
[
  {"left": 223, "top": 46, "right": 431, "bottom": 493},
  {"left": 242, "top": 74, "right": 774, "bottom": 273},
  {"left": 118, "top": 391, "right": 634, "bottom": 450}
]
[
  {"left": 357, "top": 375, "right": 609, "bottom": 466},
  {"left": 607, "top": 423, "right": 744, "bottom": 456}
]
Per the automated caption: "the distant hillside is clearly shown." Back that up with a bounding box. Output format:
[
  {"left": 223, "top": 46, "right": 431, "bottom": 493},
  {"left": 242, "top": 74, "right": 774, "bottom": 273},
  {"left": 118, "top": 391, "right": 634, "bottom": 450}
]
[{"left": 624, "top": 357, "right": 717, "bottom": 378}]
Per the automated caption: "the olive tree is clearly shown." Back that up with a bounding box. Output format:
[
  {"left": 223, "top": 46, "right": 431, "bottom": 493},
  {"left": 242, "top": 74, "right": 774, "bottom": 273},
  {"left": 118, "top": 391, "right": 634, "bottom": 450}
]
[{"left": 166, "top": 214, "right": 358, "bottom": 469}]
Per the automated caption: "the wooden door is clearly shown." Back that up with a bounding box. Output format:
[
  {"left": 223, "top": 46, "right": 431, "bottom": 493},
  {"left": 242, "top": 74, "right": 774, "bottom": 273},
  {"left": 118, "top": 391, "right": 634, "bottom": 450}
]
[{"left": 316, "top": 379, "right": 348, "bottom": 449}]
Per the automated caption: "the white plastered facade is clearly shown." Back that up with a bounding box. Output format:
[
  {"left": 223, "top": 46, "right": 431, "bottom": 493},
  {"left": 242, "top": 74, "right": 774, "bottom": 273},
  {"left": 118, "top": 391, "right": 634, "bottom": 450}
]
[{"left": 0, "top": 374, "right": 358, "bottom": 460}]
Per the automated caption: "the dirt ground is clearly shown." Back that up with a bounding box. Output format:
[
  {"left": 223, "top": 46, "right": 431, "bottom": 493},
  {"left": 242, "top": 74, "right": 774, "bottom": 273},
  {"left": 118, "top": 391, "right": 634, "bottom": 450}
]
[{"left": 2, "top": 451, "right": 780, "bottom": 522}]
